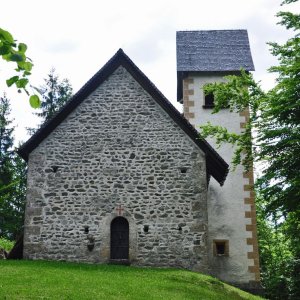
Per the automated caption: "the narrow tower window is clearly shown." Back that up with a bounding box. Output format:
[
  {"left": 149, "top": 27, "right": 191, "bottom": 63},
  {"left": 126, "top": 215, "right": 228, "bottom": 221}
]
[{"left": 203, "top": 92, "right": 215, "bottom": 108}]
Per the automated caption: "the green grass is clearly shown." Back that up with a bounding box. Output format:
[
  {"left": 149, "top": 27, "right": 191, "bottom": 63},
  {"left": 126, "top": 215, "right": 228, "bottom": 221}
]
[
  {"left": 0, "top": 260, "right": 263, "bottom": 300},
  {"left": 0, "top": 238, "right": 14, "bottom": 252}
]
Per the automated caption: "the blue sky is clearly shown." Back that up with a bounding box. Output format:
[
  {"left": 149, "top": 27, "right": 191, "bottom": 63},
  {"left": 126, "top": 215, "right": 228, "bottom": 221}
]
[{"left": 0, "top": 0, "right": 297, "bottom": 143}]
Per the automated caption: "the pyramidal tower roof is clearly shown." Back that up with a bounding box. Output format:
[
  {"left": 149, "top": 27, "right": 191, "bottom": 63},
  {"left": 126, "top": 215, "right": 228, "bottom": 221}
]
[{"left": 176, "top": 30, "right": 255, "bottom": 72}]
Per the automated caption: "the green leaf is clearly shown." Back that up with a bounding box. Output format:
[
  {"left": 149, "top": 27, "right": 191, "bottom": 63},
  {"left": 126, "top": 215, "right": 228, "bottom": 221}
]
[
  {"left": 16, "top": 78, "right": 29, "bottom": 88},
  {"left": 3, "top": 53, "right": 24, "bottom": 62},
  {"left": 29, "top": 95, "right": 41, "bottom": 108},
  {"left": 18, "top": 43, "right": 27, "bottom": 53},
  {"left": 0, "top": 44, "right": 10, "bottom": 55},
  {"left": 11, "top": 53, "right": 25, "bottom": 62},
  {"left": 17, "top": 61, "right": 33, "bottom": 71},
  {"left": 6, "top": 76, "right": 19, "bottom": 87},
  {"left": 0, "top": 28, "right": 14, "bottom": 44}
]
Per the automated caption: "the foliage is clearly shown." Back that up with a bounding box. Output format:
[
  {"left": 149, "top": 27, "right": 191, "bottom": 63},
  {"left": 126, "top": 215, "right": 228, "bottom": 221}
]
[
  {"left": 0, "top": 260, "right": 263, "bottom": 299},
  {"left": 0, "top": 95, "right": 27, "bottom": 240},
  {"left": 200, "top": 70, "right": 263, "bottom": 171},
  {"left": 257, "top": 198, "right": 300, "bottom": 299},
  {"left": 0, "top": 27, "right": 40, "bottom": 108},
  {"left": 27, "top": 69, "right": 73, "bottom": 136},
  {"left": 36, "top": 68, "right": 73, "bottom": 122},
  {"left": 0, "top": 237, "right": 14, "bottom": 251},
  {"left": 0, "top": 153, "right": 27, "bottom": 240},
  {"left": 256, "top": 195, "right": 292, "bottom": 299},
  {"left": 0, "top": 94, "right": 14, "bottom": 187}
]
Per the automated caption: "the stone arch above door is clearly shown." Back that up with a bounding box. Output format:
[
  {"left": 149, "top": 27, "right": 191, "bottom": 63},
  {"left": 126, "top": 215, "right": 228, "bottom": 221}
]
[{"left": 100, "top": 212, "right": 137, "bottom": 263}]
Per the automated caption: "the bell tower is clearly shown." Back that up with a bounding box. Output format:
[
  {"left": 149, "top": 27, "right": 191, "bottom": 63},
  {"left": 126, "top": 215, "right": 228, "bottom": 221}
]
[{"left": 176, "top": 30, "right": 260, "bottom": 291}]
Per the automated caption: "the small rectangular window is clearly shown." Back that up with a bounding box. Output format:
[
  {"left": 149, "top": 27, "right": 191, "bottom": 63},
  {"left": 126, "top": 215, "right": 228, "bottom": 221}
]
[
  {"left": 203, "top": 92, "right": 215, "bottom": 108},
  {"left": 213, "top": 240, "right": 229, "bottom": 256}
]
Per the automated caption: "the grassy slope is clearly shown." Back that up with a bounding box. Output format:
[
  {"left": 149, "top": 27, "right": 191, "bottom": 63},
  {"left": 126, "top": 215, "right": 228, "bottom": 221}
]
[{"left": 0, "top": 260, "right": 263, "bottom": 300}]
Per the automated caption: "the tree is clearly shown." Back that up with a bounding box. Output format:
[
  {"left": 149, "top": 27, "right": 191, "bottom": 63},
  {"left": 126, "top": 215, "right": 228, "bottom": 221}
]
[
  {"left": 199, "top": 1, "right": 299, "bottom": 298},
  {"left": 0, "top": 27, "right": 40, "bottom": 108},
  {"left": 36, "top": 69, "right": 73, "bottom": 122},
  {"left": 0, "top": 153, "right": 27, "bottom": 240},
  {"left": 0, "top": 94, "right": 14, "bottom": 189},
  {"left": 0, "top": 95, "right": 26, "bottom": 240},
  {"left": 27, "top": 69, "right": 73, "bottom": 135},
  {"left": 256, "top": 195, "right": 293, "bottom": 300}
]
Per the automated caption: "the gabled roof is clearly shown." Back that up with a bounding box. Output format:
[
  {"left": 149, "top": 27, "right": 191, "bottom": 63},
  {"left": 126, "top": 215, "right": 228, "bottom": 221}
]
[
  {"left": 18, "top": 49, "right": 229, "bottom": 185},
  {"left": 177, "top": 30, "right": 255, "bottom": 72}
]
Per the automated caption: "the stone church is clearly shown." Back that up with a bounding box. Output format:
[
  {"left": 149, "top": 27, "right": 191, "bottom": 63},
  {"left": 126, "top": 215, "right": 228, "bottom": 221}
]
[{"left": 19, "top": 30, "right": 260, "bottom": 291}]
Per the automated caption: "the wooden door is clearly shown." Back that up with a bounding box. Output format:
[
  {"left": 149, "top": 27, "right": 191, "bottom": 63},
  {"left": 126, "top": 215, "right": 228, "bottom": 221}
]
[{"left": 110, "top": 217, "right": 129, "bottom": 259}]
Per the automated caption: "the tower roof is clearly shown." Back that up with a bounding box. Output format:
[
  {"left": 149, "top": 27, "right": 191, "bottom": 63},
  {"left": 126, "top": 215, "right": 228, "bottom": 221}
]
[{"left": 177, "top": 30, "right": 255, "bottom": 72}]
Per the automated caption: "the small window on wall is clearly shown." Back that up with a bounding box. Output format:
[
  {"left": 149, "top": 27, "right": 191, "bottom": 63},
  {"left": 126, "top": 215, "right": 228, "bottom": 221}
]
[
  {"left": 203, "top": 92, "right": 215, "bottom": 108},
  {"left": 213, "top": 240, "right": 229, "bottom": 257}
]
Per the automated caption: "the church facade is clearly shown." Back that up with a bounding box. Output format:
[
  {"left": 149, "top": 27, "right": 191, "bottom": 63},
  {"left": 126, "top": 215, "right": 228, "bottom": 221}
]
[{"left": 19, "top": 30, "right": 260, "bottom": 292}]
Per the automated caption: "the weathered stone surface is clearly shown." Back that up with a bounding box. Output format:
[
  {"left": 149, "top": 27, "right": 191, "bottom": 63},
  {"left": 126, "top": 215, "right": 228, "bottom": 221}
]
[{"left": 23, "top": 66, "right": 208, "bottom": 271}]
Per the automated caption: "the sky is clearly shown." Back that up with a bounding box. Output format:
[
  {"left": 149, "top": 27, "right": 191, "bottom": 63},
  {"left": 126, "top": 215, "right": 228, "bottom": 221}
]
[{"left": 0, "top": 0, "right": 298, "bottom": 143}]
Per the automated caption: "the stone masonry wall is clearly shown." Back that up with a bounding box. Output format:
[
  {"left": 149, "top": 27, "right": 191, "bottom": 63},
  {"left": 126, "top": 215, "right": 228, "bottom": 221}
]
[{"left": 24, "top": 66, "right": 209, "bottom": 272}]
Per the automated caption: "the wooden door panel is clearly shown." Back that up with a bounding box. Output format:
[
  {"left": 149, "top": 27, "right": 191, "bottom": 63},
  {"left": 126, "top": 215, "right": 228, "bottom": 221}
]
[{"left": 110, "top": 217, "right": 129, "bottom": 259}]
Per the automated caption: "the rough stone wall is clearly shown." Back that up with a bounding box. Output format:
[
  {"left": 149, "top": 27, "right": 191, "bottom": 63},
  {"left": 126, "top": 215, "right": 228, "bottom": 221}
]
[
  {"left": 183, "top": 73, "right": 260, "bottom": 285},
  {"left": 24, "top": 66, "right": 209, "bottom": 272}
]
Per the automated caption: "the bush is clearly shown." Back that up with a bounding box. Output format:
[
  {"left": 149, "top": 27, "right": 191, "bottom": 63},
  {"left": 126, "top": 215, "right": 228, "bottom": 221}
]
[{"left": 0, "top": 237, "right": 14, "bottom": 252}]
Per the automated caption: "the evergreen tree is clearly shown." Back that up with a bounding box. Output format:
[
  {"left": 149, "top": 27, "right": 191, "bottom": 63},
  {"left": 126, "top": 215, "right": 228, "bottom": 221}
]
[
  {"left": 0, "top": 95, "right": 26, "bottom": 240},
  {"left": 0, "top": 94, "right": 14, "bottom": 189},
  {"left": 36, "top": 68, "right": 73, "bottom": 122},
  {"left": 0, "top": 153, "right": 27, "bottom": 240}
]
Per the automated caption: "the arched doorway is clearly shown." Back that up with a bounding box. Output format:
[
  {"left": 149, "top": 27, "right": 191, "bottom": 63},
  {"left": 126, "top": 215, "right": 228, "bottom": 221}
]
[{"left": 110, "top": 217, "right": 129, "bottom": 260}]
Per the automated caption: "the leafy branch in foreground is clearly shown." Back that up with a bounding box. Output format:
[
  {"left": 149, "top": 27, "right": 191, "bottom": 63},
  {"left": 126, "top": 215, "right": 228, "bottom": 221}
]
[
  {"left": 200, "top": 70, "right": 264, "bottom": 172},
  {"left": 0, "top": 27, "right": 40, "bottom": 108}
]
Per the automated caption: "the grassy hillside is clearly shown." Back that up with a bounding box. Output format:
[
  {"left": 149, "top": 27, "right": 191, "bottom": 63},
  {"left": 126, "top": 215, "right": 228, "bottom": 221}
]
[{"left": 0, "top": 260, "right": 263, "bottom": 299}]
